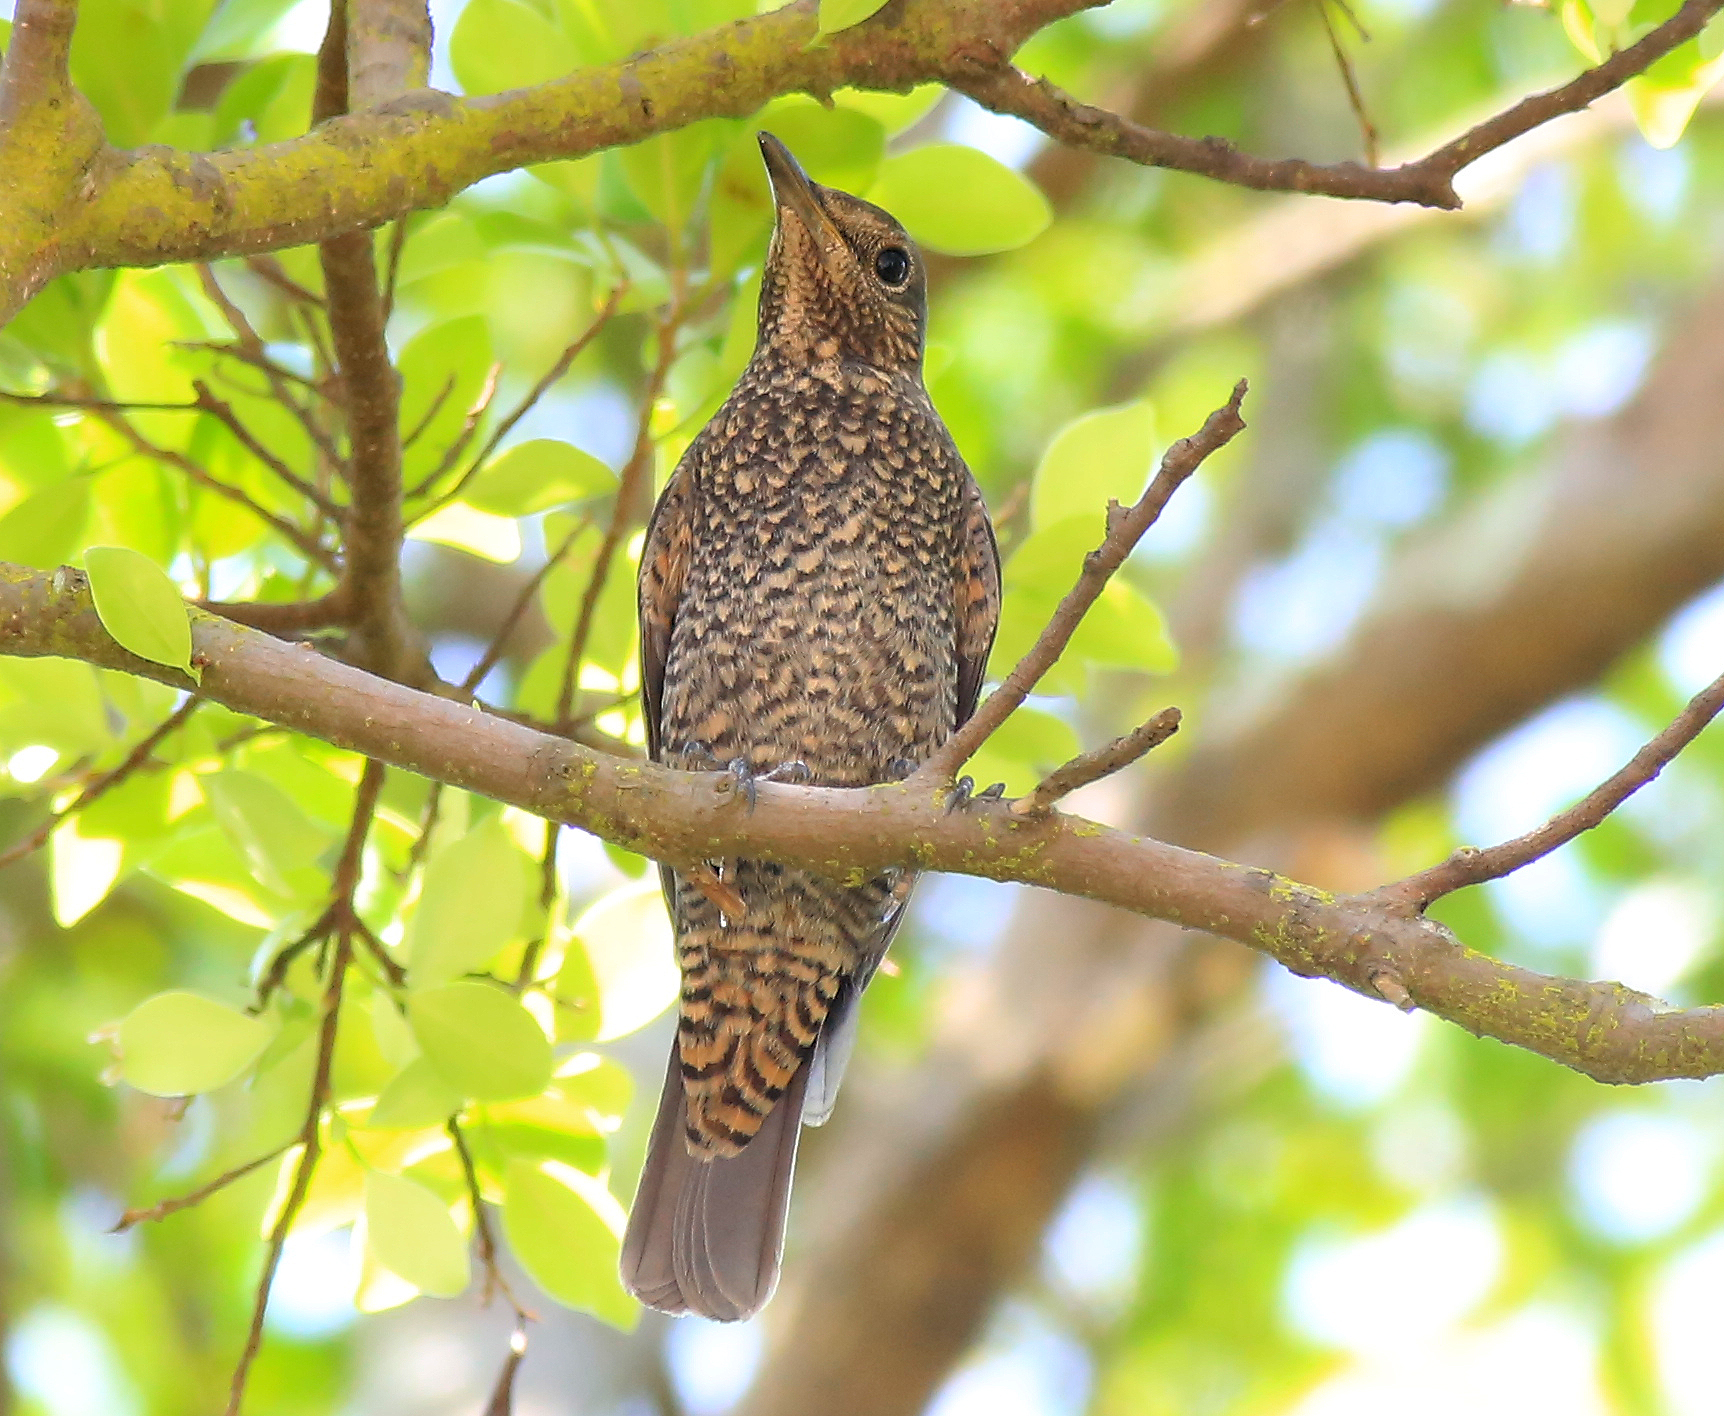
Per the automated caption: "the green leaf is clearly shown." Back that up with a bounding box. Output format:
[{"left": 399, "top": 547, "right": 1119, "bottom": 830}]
[
  {"left": 368, "top": 1058, "right": 466, "bottom": 1131},
  {"left": 405, "top": 502, "right": 523, "bottom": 564},
  {"left": 1626, "top": 45, "right": 1724, "bottom": 147},
  {"left": 817, "top": 0, "right": 891, "bottom": 35},
  {"left": 449, "top": 0, "right": 577, "bottom": 96},
  {"left": 1031, "top": 402, "right": 1157, "bottom": 536},
  {"left": 465, "top": 440, "right": 614, "bottom": 517},
  {"left": 0, "top": 478, "right": 92, "bottom": 570},
  {"left": 407, "top": 817, "right": 531, "bottom": 986},
  {"left": 753, "top": 98, "right": 886, "bottom": 193},
  {"left": 49, "top": 815, "right": 125, "bottom": 926},
  {"left": 118, "top": 990, "right": 274, "bottom": 1097},
  {"left": 202, "top": 770, "right": 332, "bottom": 898},
  {"left": 867, "top": 145, "right": 1051, "bottom": 256},
  {"left": 564, "top": 882, "right": 679, "bottom": 1041},
  {"left": 409, "top": 982, "right": 552, "bottom": 1102},
  {"left": 502, "top": 1159, "right": 636, "bottom": 1327},
  {"left": 833, "top": 85, "right": 945, "bottom": 136},
  {"left": 364, "top": 1170, "right": 471, "bottom": 1299},
  {"left": 83, "top": 544, "right": 198, "bottom": 682},
  {"left": 619, "top": 121, "right": 729, "bottom": 239}
]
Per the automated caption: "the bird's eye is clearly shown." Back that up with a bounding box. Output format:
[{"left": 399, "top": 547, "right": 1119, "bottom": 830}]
[{"left": 874, "top": 246, "right": 911, "bottom": 287}]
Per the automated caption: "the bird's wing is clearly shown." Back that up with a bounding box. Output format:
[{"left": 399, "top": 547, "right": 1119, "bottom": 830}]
[
  {"left": 955, "top": 473, "right": 1003, "bottom": 726},
  {"left": 637, "top": 458, "right": 696, "bottom": 759},
  {"left": 811, "top": 474, "right": 1000, "bottom": 1125},
  {"left": 802, "top": 870, "right": 908, "bottom": 1125}
]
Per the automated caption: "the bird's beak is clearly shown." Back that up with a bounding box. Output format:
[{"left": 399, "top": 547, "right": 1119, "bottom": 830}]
[{"left": 759, "top": 131, "right": 843, "bottom": 255}]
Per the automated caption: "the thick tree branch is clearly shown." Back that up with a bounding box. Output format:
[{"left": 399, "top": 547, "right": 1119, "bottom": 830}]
[
  {"left": 2, "top": 559, "right": 1720, "bottom": 1086},
  {"left": 316, "top": 0, "right": 424, "bottom": 681},
  {"left": 46, "top": 0, "right": 1090, "bottom": 291},
  {"left": 920, "top": 381, "right": 1246, "bottom": 781},
  {"left": 0, "top": 0, "right": 76, "bottom": 121},
  {"left": 957, "top": 0, "right": 1724, "bottom": 210}
]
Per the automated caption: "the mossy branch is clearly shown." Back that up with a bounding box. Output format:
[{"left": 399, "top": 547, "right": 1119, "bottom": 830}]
[{"left": 3, "top": 556, "right": 1721, "bottom": 1087}]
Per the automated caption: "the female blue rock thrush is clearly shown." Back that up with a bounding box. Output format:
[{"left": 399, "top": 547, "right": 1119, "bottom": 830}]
[{"left": 620, "top": 132, "right": 1001, "bottom": 1321}]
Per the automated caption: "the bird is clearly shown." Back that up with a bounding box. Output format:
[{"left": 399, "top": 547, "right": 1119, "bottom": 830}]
[{"left": 619, "top": 131, "right": 1001, "bottom": 1322}]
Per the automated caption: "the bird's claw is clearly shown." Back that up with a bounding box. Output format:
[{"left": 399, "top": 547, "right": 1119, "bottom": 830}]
[
  {"left": 724, "top": 758, "right": 811, "bottom": 813},
  {"left": 945, "top": 776, "right": 1007, "bottom": 813},
  {"left": 889, "top": 757, "right": 919, "bottom": 782}
]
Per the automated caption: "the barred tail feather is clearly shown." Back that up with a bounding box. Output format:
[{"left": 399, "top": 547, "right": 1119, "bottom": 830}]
[{"left": 620, "top": 1046, "right": 807, "bottom": 1322}]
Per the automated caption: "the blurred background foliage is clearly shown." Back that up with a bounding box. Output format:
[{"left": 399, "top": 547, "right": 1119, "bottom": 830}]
[{"left": 3, "top": 0, "right": 1724, "bottom": 1412}]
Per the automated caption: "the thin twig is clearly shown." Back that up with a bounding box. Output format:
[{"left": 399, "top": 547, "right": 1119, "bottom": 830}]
[
  {"left": 0, "top": 696, "right": 203, "bottom": 870},
  {"left": 224, "top": 934, "right": 349, "bottom": 1416},
  {"left": 1009, "top": 706, "right": 1181, "bottom": 818},
  {"left": 459, "top": 514, "right": 593, "bottom": 695},
  {"left": 243, "top": 255, "right": 323, "bottom": 307},
  {"left": 1317, "top": 0, "right": 1378, "bottom": 167},
  {"left": 401, "top": 363, "right": 502, "bottom": 510},
  {"left": 919, "top": 383, "right": 1248, "bottom": 783},
  {"left": 186, "top": 338, "right": 326, "bottom": 397},
  {"left": 448, "top": 1118, "right": 531, "bottom": 1319},
  {"left": 483, "top": 1326, "right": 530, "bottom": 1416},
  {"left": 955, "top": 0, "right": 1724, "bottom": 210},
  {"left": 408, "top": 288, "right": 622, "bottom": 508},
  {"left": 400, "top": 372, "right": 458, "bottom": 451},
  {"left": 0, "top": 387, "right": 198, "bottom": 412},
  {"left": 381, "top": 217, "right": 410, "bottom": 326},
  {"left": 555, "top": 295, "right": 682, "bottom": 729},
  {"left": 514, "top": 824, "right": 559, "bottom": 991},
  {"left": 1378, "top": 668, "right": 1724, "bottom": 913},
  {"left": 225, "top": 759, "right": 383, "bottom": 1416},
  {"left": 112, "top": 1145, "right": 289, "bottom": 1232},
  {"left": 193, "top": 266, "right": 348, "bottom": 476},
  {"left": 90, "top": 403, "right": 340, "bottom": 571},
  {"left": 193, "top": 380, "right": 344, "bottom": 519}
]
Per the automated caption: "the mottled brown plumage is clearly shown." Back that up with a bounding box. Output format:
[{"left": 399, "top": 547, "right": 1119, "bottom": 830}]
[{"left": 619, "top": 133, "right": 1000, "bottom": 1321}]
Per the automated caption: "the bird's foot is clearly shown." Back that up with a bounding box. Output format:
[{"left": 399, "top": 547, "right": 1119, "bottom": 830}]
[
  {"left": 945, "top": 775, "right": 1007, "bottom": 814},
  {"left": 679, "top": 740, "right": 723, "bottom": 772},
  {"left": 724, "top": 758, "right": 811, "bottom": 813},
  {"left": 888, "top": 757, "right": 919, "bottom": 782}
]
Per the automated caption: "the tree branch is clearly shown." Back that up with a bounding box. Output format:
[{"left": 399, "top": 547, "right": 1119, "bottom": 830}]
[
  {"left": 0, "top": 694, "right": 201, "bottom": 871},
  {"left": 3, "top": 558, "right": 1722, "bottom": 1086},
  {"left": 919, "top": 381, "right": 1246, "bottom": 782},
  {"left": 49, "top": 0, "right": 1092, "bottom": 288},
  {"left": 956, "top": 0, "right": 1724, "bottom": 210},
  {"left": 1008, "top": 705, "right": 1181, "bottom": 818},
  {"left": 1377, "top": 666, "right": 1724, "bottom": 914},
  {"left": 0, "top": 0, "right": 76, "bottom": 122}
]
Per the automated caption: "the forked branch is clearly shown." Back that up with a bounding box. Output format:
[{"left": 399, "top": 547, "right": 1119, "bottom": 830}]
[{"left": 920, "top": 380, "right": 1246, "bottom": 782}]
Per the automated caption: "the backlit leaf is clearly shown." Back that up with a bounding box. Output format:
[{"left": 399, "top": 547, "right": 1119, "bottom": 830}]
[
  {"left": 868, "top": 145, "right": 1051, "bottom": 256},
  {"left": 817, "top": 0, "right": 891, "bottom": 35},
  {"left": 565, "top": 882, "right": 679, "bottom": 1041},
  {"left": 502, "top": 1159, "right": 636, "bottom": 1327},
  {"left": 84, "top": 545, "right": 198, "bottom": 682},
  {"left": 465, "top": 439, "right": 613, "bottom": 516},
  {"left": 409, "top": 981, "right": 552, "bottom": 1102},
  {"left": 119, "top": 991, "right": 273, "bottom": 1097},
  {"left": 406, "top": 816, "right": 531, "bottom": 987},
  {"left": 364, "top": 1170, "right": 471, "bottom": 1299}
]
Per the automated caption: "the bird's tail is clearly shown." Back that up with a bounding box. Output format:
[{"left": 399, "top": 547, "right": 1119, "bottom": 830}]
[{"left": 620, "top": 1045, "right": 809, "bottom": 1322}]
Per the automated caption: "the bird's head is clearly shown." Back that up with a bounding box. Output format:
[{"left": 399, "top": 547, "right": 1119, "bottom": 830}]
[{"left": 754, "top": 131, "right": 927, "bottom": 377}]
